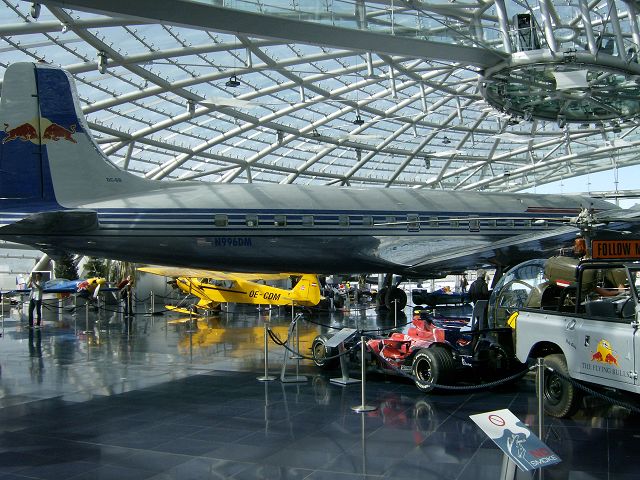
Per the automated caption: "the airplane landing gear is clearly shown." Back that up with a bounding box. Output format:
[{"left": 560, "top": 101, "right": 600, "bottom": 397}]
[{"left": 376, "top": 274, "right": 408, "bottom": 310}]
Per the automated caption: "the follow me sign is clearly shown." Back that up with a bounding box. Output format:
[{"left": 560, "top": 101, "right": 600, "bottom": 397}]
[
  {"left": 592, "top": 240, "right": 640, "bottom": 260},
  {"left": 469, "top": 409, "right": 561, "bottom": 472}
]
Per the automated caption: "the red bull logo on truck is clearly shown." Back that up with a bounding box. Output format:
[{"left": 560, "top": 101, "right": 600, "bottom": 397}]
[
  {"left": 2, "top": 119, "right": 77, "bottom": 145},
  {"left": 591, "top": 339, "right": 619, "bottom": 366}
]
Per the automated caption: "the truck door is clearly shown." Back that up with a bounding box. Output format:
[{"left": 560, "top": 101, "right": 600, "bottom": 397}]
[
  {"left": 576, "top": 266, "right": 637, "bottom": 386},
  {"left": 576, "top": 316, "right": 635, "bottom": 386}
]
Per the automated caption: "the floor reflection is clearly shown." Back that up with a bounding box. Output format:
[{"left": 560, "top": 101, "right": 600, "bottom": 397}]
[{"left": 0, "top": 301, "right": 634, "bottom": 479}]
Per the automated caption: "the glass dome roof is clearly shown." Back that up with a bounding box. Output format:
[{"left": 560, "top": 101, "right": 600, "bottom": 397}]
[{"left": 1, "top": 0, "right": 639, "bottom": 193}]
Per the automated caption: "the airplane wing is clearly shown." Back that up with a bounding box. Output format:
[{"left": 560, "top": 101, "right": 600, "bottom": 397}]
[
  {"left": 410, "top": 208, "right": 640, "bottom": 275},
  {"left": 138, "top": 266, "right": 299, "bottom": 281}
]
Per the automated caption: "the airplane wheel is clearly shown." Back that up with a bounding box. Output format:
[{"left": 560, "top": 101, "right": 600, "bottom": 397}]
[
  {"left": 376, "top": 287, "right": 388, "bottom": 309},
  {"left": 311, "top": 336, "right": 338, "bottom": 369},
  {"left": 412, "top": 346, "right": 454, "bottom": 392},
  {"left": 385, "top": 287, "right": 407, "bottom": 310},
  {"left": 537, "top": 354, "right": 582, "bottom": 418}
]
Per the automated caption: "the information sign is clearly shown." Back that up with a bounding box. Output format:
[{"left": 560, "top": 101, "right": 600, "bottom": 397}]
[{"left": 470, "top": 409, "right": 561, "bottom": 472}]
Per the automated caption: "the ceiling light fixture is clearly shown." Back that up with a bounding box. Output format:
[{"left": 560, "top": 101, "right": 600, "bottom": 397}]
[
  {"left": 353, "top": 115, "right": 365, "bottom": 126},
  {"left": 31, "top": 2, "right": 41, "bottom": 19},
  {"left": 225, "top": 75, "right": 241, "bottom": 88},
  {"left": 97, "top": 51, "right": 107, "bottom": 74},
  {"left": 442, "top": 136, "right": 451, "bottom": 144}
]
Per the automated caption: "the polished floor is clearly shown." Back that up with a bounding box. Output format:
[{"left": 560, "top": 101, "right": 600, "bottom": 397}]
[{"left": 0, "top": 298, "right": 637, "bottom": 480}]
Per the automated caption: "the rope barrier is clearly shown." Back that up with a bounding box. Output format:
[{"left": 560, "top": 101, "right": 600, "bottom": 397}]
[
  {"left": 365, "top": 344, "right": 533, "bottom": 391},
  {"left": 544, "top": 364, "right": 640, "bottom": 414},
  {"left": 267, "top": 326, "right": 362, "bottom": 362}
]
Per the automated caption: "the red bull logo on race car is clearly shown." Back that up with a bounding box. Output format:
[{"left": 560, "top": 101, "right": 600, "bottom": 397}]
[{"left": 2, "top": 119, "right": 77, "bottom": 144}]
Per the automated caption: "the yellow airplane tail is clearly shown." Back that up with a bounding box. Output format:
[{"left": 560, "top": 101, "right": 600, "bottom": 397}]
[{"left": 291, "top": 274, "right": 322, "bottom": 306}]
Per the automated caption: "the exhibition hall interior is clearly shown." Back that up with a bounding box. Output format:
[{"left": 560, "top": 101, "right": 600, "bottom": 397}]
[{"left": 1, "top": 0, "right": 640, "bottom": 479}]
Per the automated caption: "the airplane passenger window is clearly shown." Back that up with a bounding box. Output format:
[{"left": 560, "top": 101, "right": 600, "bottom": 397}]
[
  {"left": 246, "top": 215, "right": 258, "bottom": 227},
  {"left": 274, "top": 215, "right": 286, "bottom": 227},
  {"left": 302, "top": 215, "right": 314, "bottom": 227},
  {"left": 214, "top": 214, "right": 228, "bottom": 227},
  {"left": 339, "top": 215, "right": 350, "bottom": 227}
]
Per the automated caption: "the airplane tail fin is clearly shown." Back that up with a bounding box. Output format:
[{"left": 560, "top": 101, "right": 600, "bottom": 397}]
[
  {"left": 292, "top": 274, "right": 322, "bottom": 306},
  {"left": 0, "top": 62, "right": 152, "bottom": 210}
]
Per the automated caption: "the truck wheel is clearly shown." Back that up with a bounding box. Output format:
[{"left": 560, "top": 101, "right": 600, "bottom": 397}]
[
  {"left": 412, "top": 347, "right": 454, "bottom": 392},
  {"left": 312, "top": 336, "right": 338, "bottom": 369},
  {"left": 538, "top": 354, "right": 582, "bottom": 418}
]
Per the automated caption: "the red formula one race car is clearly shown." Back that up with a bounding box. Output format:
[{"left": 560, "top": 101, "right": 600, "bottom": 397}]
[{"left": 312, "top": 304, "right": 522, "bottom": 392}]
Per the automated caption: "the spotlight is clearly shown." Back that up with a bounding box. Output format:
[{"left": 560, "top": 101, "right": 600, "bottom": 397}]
[
  {"left": 97, "top": 51, "right": 107, "bottom": 74},
  {"left": 353, "top": 115, "right": 365, "bottom": 126},
  {"left": 611, "top": 121, "right": 622, "bottom": 133},
  {"left": 31, "top": 2, "right": 41, "bottom": 19},
  {"left": 311, "top": 128, "right": 321, "bottom": 138},
  {"left": 186, "top": 99, "right": 195, "bottom": 116},
  {"left": 225, "top": 75, "right": 240, "bottom": 88},
  {"left": 442, "top": 136, "right": 451, "bottom": 144}
]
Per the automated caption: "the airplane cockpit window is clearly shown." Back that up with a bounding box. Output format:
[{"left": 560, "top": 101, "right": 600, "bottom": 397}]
[{"left": 488, "top": 259, "right": 546, "bottom": 327}]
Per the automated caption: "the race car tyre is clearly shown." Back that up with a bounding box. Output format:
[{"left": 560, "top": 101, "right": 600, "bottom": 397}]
[
  {"left": 412, "top": 346, "right": 455, "bottom": 392},
  {"left": 538, "top": 354, "right": 582, "bottom": 418},
  {"left": 311, "top": 336, "right": 339, "bottom": 369},
  {"left": 385, "top": 287, "right": 407, "bottom": 310}
]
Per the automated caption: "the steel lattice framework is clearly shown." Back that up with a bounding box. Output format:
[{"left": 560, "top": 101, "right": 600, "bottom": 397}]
[{"left": 2, "top": 0, "right": 640, "bottom": 193}]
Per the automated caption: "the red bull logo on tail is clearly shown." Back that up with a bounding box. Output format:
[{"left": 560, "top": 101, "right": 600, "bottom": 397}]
[
  {"left": 2, "top": 119, "right": 78, "bottom": 145},
  {"left": 3, "top": 122, "right": 38, "bottom": 144},
  {"left": 43, "top": 123, "right": 77, "bottom": 143}
]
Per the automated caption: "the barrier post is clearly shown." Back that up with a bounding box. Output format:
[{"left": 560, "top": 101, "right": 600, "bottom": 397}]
[
  {"left": 85, "top": 301, "right": 89, "bottom": 333},
  {"left": 393, "top": 299, "right": 398, "bottom": 328},
  {"left": 537, "top": 357, "right": 544, "bottom": 440},
  {"left": 351, "top": 336, "right": 377, "bottom": 413},
  {"left": 257, "top": 307, "right": 276, "bottom": 382}
]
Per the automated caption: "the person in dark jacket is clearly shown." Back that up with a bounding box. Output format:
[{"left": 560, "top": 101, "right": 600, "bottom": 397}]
[{"left": 468, "top": 269, "right": 490, "bottom": 303}]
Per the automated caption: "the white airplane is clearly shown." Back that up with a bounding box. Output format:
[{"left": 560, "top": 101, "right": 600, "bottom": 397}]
[{"left": 0, "top": 62, "right": 634, "bottom": 309}]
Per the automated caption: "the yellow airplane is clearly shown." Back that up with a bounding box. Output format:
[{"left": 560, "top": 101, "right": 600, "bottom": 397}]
[{"left": 139, "top": 267, "right": 322, "bottom": 315}]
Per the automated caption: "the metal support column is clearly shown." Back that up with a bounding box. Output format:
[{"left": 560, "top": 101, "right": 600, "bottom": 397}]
[
  {"left": 579, "top": 0, "right": 598, "bottom": 55},
  {"left": 494, "top": 0, "right": 513, "bottom": 54},
  {"left": 609, "top": 0, "right": 627, "bottom": 58},
  {"left": 625, "top": 0, "right": 640, "bottom": 54},
  {"left": 539, "top": 0, "right": 558, "bottom": 53}
]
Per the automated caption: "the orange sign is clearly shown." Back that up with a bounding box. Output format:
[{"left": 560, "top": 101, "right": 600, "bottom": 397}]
[{"left": 592, "top": 240, "right": 640, "bottom": 260}]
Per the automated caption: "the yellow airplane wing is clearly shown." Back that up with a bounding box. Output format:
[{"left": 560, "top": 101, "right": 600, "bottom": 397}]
[{"left": 139, "top": 266, "right": 305, "bottom": 282}]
